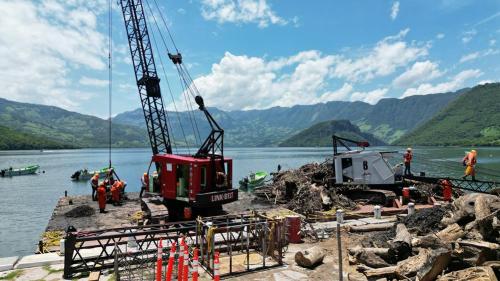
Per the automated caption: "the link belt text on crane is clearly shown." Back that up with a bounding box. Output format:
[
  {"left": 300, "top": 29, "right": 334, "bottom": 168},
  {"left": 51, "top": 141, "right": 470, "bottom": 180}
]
[{"left": 210, "top": 191, "right": 234, "bottom": 202}]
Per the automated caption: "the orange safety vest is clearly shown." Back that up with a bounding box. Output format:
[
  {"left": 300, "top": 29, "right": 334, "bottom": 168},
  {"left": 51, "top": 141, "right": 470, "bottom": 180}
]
[
  {"left": 111, "top": 184, "right": 120, "bottom": 202},
  {"left": 97, "top": 185, "right": 107, "bottom": 209},
  {"left": 404, "top": 152, "right": 413, "bottom": 163},
  {"left": 463, "top": 153, "right": 477, "bottom": 166}
]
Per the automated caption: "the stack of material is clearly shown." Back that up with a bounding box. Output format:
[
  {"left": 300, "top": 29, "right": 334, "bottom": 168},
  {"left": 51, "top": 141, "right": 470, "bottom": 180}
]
[
  {"left": 253, "top": 161, "right": 356, "bottom": 215},
  {"left": 349, "top": 193, "right": 500, "bottom": 281}
]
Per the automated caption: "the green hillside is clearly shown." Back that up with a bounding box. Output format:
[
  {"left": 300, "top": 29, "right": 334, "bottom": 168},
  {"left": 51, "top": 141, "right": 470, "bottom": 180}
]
[
  {"left": 0, "top": 125, "right": 74, "bottom": 150},
  {"left": 395, "top": 83, "right": 500, "bottom": 146},
  {"left": 279, "top": 120, "right": 385, "bottom": 147},
  {"left": 115, "top": 91, "right": 459, "bottom": 146},
  {"left": 0, "top": 98, "right": 148, "bottom": 148}
]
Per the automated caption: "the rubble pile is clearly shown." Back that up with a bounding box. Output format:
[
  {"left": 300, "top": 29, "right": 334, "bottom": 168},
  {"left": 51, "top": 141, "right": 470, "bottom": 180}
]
[
  {"left": 403, "top": 206, "right": 448, "bottom": 235},
  {"left": 64, "top": 205, "right": 95, "bottom": 218},
  {"left": 349, "top": 193, "right": 500, "bottom": 281},
  {"left": 253, "top": 161, "right": 356, "bottom": 215}
]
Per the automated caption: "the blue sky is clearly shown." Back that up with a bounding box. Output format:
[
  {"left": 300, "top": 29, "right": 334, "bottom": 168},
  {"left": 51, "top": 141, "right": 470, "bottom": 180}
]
[{"left": 0, "top": 0, "right": 498, "bottom": 117}]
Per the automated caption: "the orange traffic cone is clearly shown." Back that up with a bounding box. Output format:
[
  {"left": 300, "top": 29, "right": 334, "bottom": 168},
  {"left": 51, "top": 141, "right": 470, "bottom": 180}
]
[
  {"left": 156, "top": 239, "right": 163, "bottom": 281},
  {"left": 182, "top": 247, "right": 189, "bottom": 281},
  {"left": 192, "top": 248, "right": 199, "bottom": 281},
  {"left": 166, "top": 242, "right": 176, "bottom": 281},
  {"left": 213, "top": 251, "right": 220, "bottom": 281},
  {"left": 177, "top": 241, "right": 184, "bottom": 281}
]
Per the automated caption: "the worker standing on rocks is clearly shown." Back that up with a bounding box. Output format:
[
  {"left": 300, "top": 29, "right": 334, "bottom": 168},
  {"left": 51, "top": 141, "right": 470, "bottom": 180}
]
[
  {"left": 97, "top": 183, "right": 107, "bottom": 213},
  {"left": 140, "top": 172, "right": 149, "bottom": 198},
  {"left": 462, "top": 149, "right": 477, "bottom": 181},
  {"left": 90, "top": 173, "right": 99, "bottom": 201},
  {"left": 403, "top": 148, "right": 413, "bottom": 176}
]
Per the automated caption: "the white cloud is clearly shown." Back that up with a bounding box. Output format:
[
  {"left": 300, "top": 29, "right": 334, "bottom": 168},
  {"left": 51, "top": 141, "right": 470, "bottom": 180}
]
[
  {"left": 390, "top": 1, "right": 400, "bottom": 20},
  {"left": 200, "top": 0, "right": 287, "bottom": 28},
  {"left": 80, "top": 76, "right": 109, "bottom": 87},
  {"left": 402, "top": 69, "right": 482, "bottom": 98},
  {"left": 331, "top": 28, "right": 428, "bottom": 82},
  {"left": 351, "top": 88, "right": 388, "bottom": 104},
  {"left": 170, "top": 29, "right": 434, "bottom": 110},
  {"left": 478, "top": 80, "right": 494, "bottom": 85},
  {"left": 460, "top": 49, "right": 500, "bottom": 63},
  {"left": 392, "top": 61, "right": 443, "bottom": 88},
  {"left": 436, "top": 33, "right": 445, "bottom": 39},
  {"left": 490, "top": 39, "right": 497, "bottom": 46},
  {"left": 177, "top": 8, "right": 186, "bottom": 14},
  {"left": 317, "top": 83, "right": 353, "bottom": 102},
  {"left": 0, "top": 0, "right": 107, "bottom": 110},
  {"left": 184, "top": 51, "right": 337, "bottom": 110},
  {"left": 459, "top": 52, "right": 480, "bottom": 63},
  {"left": 462, "top": 29, "right": 477, "bottom": 44},
  {"left": 473, "top": 11, "right": 500, "bottom": 27}
]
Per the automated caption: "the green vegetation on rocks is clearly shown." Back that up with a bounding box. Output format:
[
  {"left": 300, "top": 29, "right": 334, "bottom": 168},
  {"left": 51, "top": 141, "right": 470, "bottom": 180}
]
[
  {"left": 395, "top": 83, "right": 500, "bottom": 146},
  {"left": 279, "top": 120, "right": 385, "bottom": 147},
  {"left": 0, "top": 98, "right": 148, "bottom": 149},
  {"left": 0, "top": 125, "right": 74, "bottom": 150}
]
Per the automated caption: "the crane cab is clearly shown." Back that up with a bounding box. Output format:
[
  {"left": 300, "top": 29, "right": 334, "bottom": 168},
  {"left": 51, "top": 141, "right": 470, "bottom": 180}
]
[{"left": 150, "top": 154, "right": 238, "bottom": 217}]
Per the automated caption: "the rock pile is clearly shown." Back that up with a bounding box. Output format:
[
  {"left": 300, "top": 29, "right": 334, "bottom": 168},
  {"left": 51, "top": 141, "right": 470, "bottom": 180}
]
[{"left": 349, "top": 193, "right": 500, "bottom": 281}]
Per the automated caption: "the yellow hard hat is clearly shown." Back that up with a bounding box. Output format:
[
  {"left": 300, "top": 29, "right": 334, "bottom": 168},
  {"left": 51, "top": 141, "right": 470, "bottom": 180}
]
[
  {"left": 144, "top": 172, "right": 147, "bottom": 176},
  {"left": 471, "top": 149, "right": 477, "bottom": 154},
  {"left": 95, "top": 173, "right": 99, "bottom": 177},
  {"left": 407, "top": 147, "right": 412, "bottom": 151}
]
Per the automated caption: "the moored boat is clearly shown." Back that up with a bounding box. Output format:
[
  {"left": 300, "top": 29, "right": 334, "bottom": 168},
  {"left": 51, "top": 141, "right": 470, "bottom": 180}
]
[
  {"left": 239, "top": 171, "right": 268, "bottom": 191},
  {"left": 0, "top": 165, "right": 40, "bottom": 177},
  {"left": 71, "top": 167, "right": 113, "bottom": 181}
]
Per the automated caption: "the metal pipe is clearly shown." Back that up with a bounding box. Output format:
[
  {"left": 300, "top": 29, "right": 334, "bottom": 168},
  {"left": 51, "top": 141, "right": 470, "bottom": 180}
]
[{"left": 337, "top": 222, "right": 343, "bottom": 281}]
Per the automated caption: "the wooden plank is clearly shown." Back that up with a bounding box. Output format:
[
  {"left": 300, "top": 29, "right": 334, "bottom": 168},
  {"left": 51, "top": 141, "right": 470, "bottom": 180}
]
[{"left": 88, "top": 271, "right": 100, "bottom": 281}]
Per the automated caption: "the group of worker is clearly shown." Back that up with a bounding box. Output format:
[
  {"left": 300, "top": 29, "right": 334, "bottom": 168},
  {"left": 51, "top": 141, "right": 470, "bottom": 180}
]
[
  {"left": 90, "top": 169, "right": 126, "bottom": 213},
  {"left": 403, "top": 147, "right": 478, "bottom": 180}
]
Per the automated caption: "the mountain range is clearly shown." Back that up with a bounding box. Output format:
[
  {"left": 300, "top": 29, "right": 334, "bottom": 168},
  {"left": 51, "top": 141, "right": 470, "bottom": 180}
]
[
  {"left": 2, "top": 83, "right": 499, "bottom": 150},
  {"left": 279, "top": 120, "right": 385, "bottom": 147},
  {"left": 396, "top": 83, "right": 500, "bottom": 146},
  {"left": 113, "top": 89, "right": 462, "bottom": 146},
  {"left": 0, "top": 98, "right": 148, "bottom": 149}
]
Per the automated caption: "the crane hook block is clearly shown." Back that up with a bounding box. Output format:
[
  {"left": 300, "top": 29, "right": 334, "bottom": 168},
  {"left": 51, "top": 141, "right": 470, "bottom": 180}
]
[
  {"left": 168, "top": 52, "right": 183, "bottom": 64},
  {"left": 195, "top": 95, "right": 205, "bottom": 110}
]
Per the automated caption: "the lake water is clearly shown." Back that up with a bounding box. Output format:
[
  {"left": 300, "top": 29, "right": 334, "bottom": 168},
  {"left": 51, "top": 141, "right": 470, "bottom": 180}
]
[{"left": 1, "top": 146, "right": 499, "bottom": 257}]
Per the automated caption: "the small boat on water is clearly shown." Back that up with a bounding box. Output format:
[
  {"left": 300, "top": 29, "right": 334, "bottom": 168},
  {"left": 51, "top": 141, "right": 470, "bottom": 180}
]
[
  {"left": 0, "top": 165, "right": 40, "bottom": 177},
  {"left": 239, "top": 171, "right": 268, "bottom": 191},
  {"left": 71, "top": 167, "right": 113, "bottom": 181}
]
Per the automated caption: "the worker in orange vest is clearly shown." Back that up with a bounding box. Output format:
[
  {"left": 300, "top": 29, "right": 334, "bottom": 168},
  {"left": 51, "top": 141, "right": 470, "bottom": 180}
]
[
  {"left": 111, "top": 181, "right": 122, "bottom": 206},
  {"left": 97, "top": 183, "right": 107, "bottom": 213},
  {"left": 90, "top": 173, "right": 99, "bottom": 201},
  {"left": 441, "top": 179, "right": 452, "bottom": 201},
  {"left": 140, "top": 172, "right": 149, "bottom": 198},
  {"left": 403, "top": 148, "right": 413, "bottom": 176},
  {"left": 462, "top": 150, "right": 477, "bottom": 181}
]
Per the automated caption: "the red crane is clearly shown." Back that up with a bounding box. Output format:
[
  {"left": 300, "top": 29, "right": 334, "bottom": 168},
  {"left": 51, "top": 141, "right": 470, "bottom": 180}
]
[{"left": 119, "top": 0, "right": 237, "bottom": 220}]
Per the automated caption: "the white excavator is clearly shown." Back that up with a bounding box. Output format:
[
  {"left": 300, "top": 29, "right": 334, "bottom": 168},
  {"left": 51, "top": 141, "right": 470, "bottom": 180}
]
[{"left": 330, "top": 135, "right": 403, "bottom": 205}]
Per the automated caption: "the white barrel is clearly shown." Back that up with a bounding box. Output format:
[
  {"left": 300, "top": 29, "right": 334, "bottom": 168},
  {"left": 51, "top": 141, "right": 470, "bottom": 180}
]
[
  {"left": 336, "top": 209, "right": 344, "bottom": 224},
  {"left": 407, "top": 203, "right": 415, "bottom": 215},
  {"left": 60, "top": 239, "right": 65, "bottom": 255},
  {"left": 374, "top": 205, "right": 381, "bottom": 219}
]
